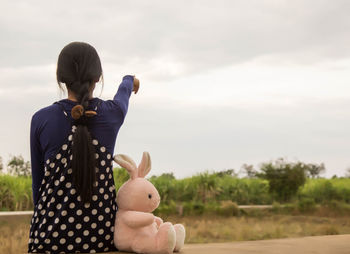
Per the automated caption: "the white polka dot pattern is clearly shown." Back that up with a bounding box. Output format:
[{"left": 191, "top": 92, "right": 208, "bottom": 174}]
[{"left": 28, "top": 132, "right": 118, "bottom": 253}]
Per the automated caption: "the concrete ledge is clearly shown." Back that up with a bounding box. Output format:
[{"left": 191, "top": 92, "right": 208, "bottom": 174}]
[
  {"left": 178, "top": 235, "right": 350, "bottom": 254},
  {"left": 106, "top": 234, "right": 350, "bottom": 254},
  {"left": 0, "top": 211, "right": 33, "bottom": 216}
]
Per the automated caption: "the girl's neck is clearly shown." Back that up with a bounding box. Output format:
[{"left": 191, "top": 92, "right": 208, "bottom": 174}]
[
  {"left": 66, "top": 82, "right": 96, "bottom": 102},
  {"left": 67, "top": 90, "right": 94, "bottom": 102}
]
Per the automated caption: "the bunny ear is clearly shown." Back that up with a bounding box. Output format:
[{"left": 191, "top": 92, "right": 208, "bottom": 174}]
[
  {"left": 114, "top": 154, "right": 138, "bottom": 179},
  {"left": 138, "top": 152, "right": 151, "bottom": 178}
]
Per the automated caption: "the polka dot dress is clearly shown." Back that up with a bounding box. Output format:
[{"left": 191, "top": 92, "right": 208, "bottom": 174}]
[{"left": 28, "top": 125, "right": 118, "bottom": 253}]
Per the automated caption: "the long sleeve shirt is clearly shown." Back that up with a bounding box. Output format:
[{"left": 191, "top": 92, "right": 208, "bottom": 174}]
[{"left": 30, "top": 75, "right": 134, "bottom": 206}]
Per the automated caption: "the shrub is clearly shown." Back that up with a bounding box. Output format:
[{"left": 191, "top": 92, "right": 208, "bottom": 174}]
[
  {"left": 217, "top": 201, "right": 240, "bottom": 217},
  {"left": 299, "top": 179, "right": 350, "bottom": 204},
  {"left": 182, "top": 201, "right": 205, "bottom": 216},
  {"left": 203, "top": 202, "right": 221, "bottom": 215},
  {"left": 113, "top": 167, "right": 130, "bottom": 190},
  {"left": 298, "top": 197, "right": 316, "bottom": 213},
  {"left": 0, "top": 174, "right": 33, "bottom": 211},
  {"left": 154, "top": 201, "right": 177, "bottom": 216},
  {"left": 257, "top": 158, "right": 307, "bottom": 202}
]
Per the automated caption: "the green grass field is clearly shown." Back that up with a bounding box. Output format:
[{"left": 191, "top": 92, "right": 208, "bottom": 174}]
[{"left": 1, "top": 172, "right": 350, "bottom": 212}]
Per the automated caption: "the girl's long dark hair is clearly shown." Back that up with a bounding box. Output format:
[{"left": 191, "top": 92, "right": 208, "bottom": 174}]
[{"left": 56, "top": 42, "right": 102, "bottom": 203}]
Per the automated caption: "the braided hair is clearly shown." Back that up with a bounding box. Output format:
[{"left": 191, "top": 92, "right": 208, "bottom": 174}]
[{"left": 56, "top": 42, "right": 103, "bottom": 203}]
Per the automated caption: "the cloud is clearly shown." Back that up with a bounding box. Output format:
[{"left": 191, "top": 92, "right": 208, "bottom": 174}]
[
  {"left": 0, "top": 0, "right": 349, "bottom": 178},
  {"left": 115, "top": 94, "right": 350, "bottom": 178},
  {"left": 1, "top": 0, "right": 350, "bottom": 80}
]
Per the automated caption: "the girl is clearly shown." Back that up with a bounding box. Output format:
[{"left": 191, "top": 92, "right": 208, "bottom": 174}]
[{"left": 28, "top": 41, "right": 139, "bottom": 253}]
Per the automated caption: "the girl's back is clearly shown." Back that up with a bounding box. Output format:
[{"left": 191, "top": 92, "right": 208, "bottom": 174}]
[
  {"left": 28, "top": 41, "right": 138, "bottom": 254},
  {"left": 30, "top": 76, "right": 134, "bottom": 206}
]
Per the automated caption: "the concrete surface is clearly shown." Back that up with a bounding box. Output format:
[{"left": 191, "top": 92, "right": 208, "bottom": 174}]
[{"left": 111, "top": 235, "right": 350, "bottom": 254}]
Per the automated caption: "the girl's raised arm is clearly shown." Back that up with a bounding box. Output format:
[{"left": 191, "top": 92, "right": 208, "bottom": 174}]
[{"left": 112, "top": 75, "right": 139, "bottom": 117}]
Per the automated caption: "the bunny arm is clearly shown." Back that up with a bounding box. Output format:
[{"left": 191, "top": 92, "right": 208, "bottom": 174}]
[
  {"left": 121, "top": 211, "right": 155, "bottom": 228},
  {"left": 154, "top": 216, "right": 163, "bottom": 227}
]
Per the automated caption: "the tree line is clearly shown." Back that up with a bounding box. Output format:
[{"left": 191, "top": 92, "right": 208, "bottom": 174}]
[
  {"left": 0, "top": 154, "right": 331, "bottom": 179},
  {"left": 1, "top": 156, "right": 350, "bottom": 212},
  {"left": 0, "top": 155, "right": 31, "bottom": 177},
  {"left": 1, "top": 154, "right": 350, "bottom": 204}
]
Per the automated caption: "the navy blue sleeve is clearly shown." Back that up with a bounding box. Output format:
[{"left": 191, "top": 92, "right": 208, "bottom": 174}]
[
  {"left": 112, "top": 75, "right": 134, "bottom": 116},
  {"left": 30, "top": 113, "right": 45, "bottom": 206}
]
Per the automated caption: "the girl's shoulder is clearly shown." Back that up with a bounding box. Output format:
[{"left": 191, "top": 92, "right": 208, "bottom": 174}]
[
  {"left": 32, "top": 98, "right": 103, "bottom": 121},
  {"left": 31, "top": 103, "right": 61, "bottom": 122}
]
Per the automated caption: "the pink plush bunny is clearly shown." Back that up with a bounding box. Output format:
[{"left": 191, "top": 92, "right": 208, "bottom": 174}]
[{"left": 113, "top": 152, "right": 186, "bottom": 254}]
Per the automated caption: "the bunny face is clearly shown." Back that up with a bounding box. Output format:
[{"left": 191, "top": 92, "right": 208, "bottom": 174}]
[
  {"left": 117, "top": 178, "right": 160, "bottom": 212},
  {"left": 114, "top": 152, "right": 160, "bottom": 212}
]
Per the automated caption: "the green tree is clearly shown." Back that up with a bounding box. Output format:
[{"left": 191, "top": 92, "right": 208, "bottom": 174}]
[
  {"left": 0, "top": 156, "right": 3, "bottom": 173},
  {"left": 154, "top": 172, "right": 176, "bottom": 180},
  {"left": 345, "top": 168, "right": 350, "bottom": 178},
  {"left": 257, "top": 158, "right": 307, "bottom": 202},
  {"left": 214, "top": 169, "right": 237, "bottom": 177},
  {"left": 7, "top": 155, "right": 31, "bottom": 177},
  {"left": 305, "top": 163, "right": 325, "bottom": 178},
  {"left": 194, "top": 171, "right": 218, "bottom": 203},
  {"left": 241, "top": 164, "right": 257, "bottom": 178}
]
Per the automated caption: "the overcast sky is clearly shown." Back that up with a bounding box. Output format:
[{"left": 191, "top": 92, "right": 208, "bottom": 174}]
[{"left": 0, "top": 0, "right": 349, "bottom": 178}]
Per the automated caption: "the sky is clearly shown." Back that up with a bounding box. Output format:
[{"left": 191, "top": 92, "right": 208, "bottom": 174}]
[{"left": 0, "top": 0, "right": 349, "bottom": 178}]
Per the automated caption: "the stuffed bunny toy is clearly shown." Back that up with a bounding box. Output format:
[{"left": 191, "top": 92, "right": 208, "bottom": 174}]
[{"left": 113, "top": 152, "right": 185, "bottom": 254}]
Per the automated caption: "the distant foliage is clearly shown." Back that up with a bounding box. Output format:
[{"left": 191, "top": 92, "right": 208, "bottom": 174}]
[
  {"left": 147, "top": 170, "right": 271, "bottom": 205},
  {"left": 0, "top": 174, "right": 33, "bottom": 211},
  {"left": 345, "top": 168, "right": 350, "bottom": 178},
  {"left": 299, "top": 178, "right": 350, "bottom": 204},
  {"left": 213, "top": 169, "right": 237, "bottom": 178},
  {"left": 305, "top": 163, "right": 325, "bottom": 178},
  {"left": 241, "top": 164, "right": 257, "bottom": 178},
  {"left": 2, "top": 160, "right": 350, "bottom": 213},
  {"left": 150, "top": 172, "right": 176, "bottom": 180},
  {"left": 113, "top": 167, "right": 130, "bottom": 190},
  {"left": 256, "top": 158, "right": 307, "bottom": 202},
  {"left": 0, "top": 156, "right": 3, "bottom": 173},
  {"left": 7, "top": 155, "right": 31, "bottom": 177}
]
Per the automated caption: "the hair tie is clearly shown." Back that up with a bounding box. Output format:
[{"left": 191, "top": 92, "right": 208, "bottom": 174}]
[
  {"left": 85, "top": 110, "right": 97, "bottom": 117},
  {"left": 71, "top": 104, "right": 97, "bottom": 124},
  {"left": 71, "top": 105, "right": 84, "bottom": 120}
]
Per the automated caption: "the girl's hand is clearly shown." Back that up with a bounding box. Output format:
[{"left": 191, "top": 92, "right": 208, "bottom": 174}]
[{"left": 133, "top": 76, "right": 140, "bottom": 94}]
